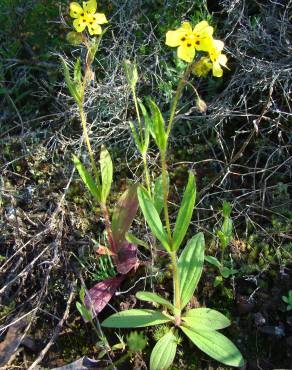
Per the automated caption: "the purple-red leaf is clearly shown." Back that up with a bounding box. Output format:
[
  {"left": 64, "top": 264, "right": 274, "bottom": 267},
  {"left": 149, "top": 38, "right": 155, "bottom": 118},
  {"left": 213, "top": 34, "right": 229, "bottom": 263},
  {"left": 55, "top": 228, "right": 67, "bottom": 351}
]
[
  {"left": 84, "top": 276, "right": 125, "bottom": 318},
  {"left": 111, "top": 184, "right": 139, "bottom": 248},
  {"left": 116, "top": 242, "right": 139, "bottom": 275}
]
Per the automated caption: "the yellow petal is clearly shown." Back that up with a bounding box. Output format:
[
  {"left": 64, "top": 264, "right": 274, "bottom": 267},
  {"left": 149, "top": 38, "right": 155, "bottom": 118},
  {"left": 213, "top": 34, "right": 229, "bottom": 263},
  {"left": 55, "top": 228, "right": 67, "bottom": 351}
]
[
  {"left": 73, "top": 18, "right": 87, "bottom": 32},
  {"left": 193, "top": 20, "right": 209, "bottom": 32},
  {"left": 195, "top": 35, "right": 213, "bottom": 52},
  {"left": 93, "top": 12, "right": 108, "bottom": 24},
  {"left": 194, "top": 21, "right": 213, "bottom": 37},
  {"left": 70, "top": 2, "right": 83, "bottom": 18},
  {"left": 213, "top": 39, "right": 224, "bottom": 52},
  {"left": 177, "top": 45, "right": 195, "bottom": 63},
  {"left": 83, "top": 0, "right": 97, "bottom": 14},
  {"left": 166, "top": 29, "right": 184, "bottom": 47},
  {"left": 181, "top": 21, "right": 192, "bottom": 32},
  {"left": 87, "top": 23, "right": 102, "bottom": 35},
  {"left": 218, "top": 53, "right": 228, "bottom": 66},
  {"left": 212, "top": 61, "right": 223, "bottom": 77}
]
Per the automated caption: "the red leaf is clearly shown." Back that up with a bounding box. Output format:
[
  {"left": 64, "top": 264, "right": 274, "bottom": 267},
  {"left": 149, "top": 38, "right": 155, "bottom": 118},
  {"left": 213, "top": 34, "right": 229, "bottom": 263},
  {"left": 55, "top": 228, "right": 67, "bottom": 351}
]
[
  {"left": 84, "top": 276, "right": 125, "bottom": 318},
  {"left": 116, "top": 242, "right": 139, "bottom": 275},
  {"left": 111, "top": 185, "right": 139, "bottom": 248}
]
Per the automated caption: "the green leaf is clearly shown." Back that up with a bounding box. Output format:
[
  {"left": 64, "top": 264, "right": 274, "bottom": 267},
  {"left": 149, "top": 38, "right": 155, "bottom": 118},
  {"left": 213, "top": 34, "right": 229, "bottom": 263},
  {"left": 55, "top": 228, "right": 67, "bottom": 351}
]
[
  {"left": 138, "top": 100, "right": 150, "bottom": 155},
  {"left": 181, "top": 326, "right": 244, "bottom": 367},
  {"left": 101, "top": 309, "right": 171, "bottom": 328},
  {"left": 129, "top": 121, "right": 143, "bottom": 153},
  {"left": 182, "top": 308, "right": 230, "bottom": 330},
  {"left": 136, "top": 291, "right": 174, "bottom": 311},
  {"left": 137, "top": 187, "right": 170, "bottom": 252},
  {"left": 222, "top": 217, "right": 233, "bottom": 239},
  {"left": 72, "top": 154, "right": 100, "bottom": 203},
  {"left": 172, "top": 172, "right": 196, "bottom": 251},
  {"left": 147, "top": 98, "right": 166, "bottom": 151},
  {"left": 126, "top": 232, "right": 148, "bottom": 249},
  {"left": 153, "top": 173, "right": 169, "bottom": 215},
  {"left": 214, "top": 275, "right": 223, "bottom": 287},
  {"left": 220, "top": 267, "right": 238, "bottom": 278},
  {"left": 76, "top": 301, "right": 92, "bottom": 322},
  {"left": 60, "top": 56, "right": 81, "bottom": 105},
  {"left": 150, "top": 329, "right": 178, "bottom": 370},
  {"left": 66, "top": 31, "right": 83, "bottom": 45},
  {"left": 123, "top": 60, "right": 138, "bottom": 90},
  {"left": 178, "top": 233, "right": 205, "bottom": 309},
  {"left": 100, "top": 145, "right": 113, "bottom": 204},
  {"left": 205, "top": 255, "right": 221, "bottom": 268},
  {"left": 222, "top": 201, "right": 232, "bottom": 217}
]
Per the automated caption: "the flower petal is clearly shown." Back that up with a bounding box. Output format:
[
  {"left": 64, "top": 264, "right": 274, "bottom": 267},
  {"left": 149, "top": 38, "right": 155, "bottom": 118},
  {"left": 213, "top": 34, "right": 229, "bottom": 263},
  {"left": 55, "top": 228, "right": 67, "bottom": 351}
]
[
  {"left": 73, "top": 18, "right": 87, "bottom": 32},
  {"left": 218, "top": 53, "right": 228, "bottom": 67},
  {"left": 177, "top": 45, "right": 196, "bottom": 63},
  {"left": 181, "top": 21, "right": 192, "bottom": 32},
  {"left": 83, "top": 0, "right": 97, "bottom": 14},
  {"left": 166, "top": 29, "right": 185, "bottom": 47},
  {"left": 195, "top": 35, "right": 213, "bottom": 52},
  {"left": 69, "top": 2, "right": 83, "bottom": 18},
  {"left": 212, "top": 61, "right": 223, "bottom": 77},
  {"left": 213, "top": 39, "right": 224, "bottom": 52},
  {"left": 93, "top": 12, "right": 108, "bottom": 25},
  {"left": 88, "top": 23, "right": 102, "bottom": 35},
  {"left": 194, "top": 21, "right": 213, "bottom": 37}
]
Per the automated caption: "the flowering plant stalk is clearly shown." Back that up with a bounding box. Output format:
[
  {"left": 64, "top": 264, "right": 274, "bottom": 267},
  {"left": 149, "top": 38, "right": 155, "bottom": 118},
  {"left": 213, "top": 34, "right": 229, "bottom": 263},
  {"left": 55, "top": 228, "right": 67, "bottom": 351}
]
[
  {"left": 62, "top": 0, "right": 140, "bottom": 318},
  {"left": 62, "top": 3, "right": 243, "bottom": 368},
  {"left": 102, "top": 21, "right": 244, "bottom": 370}
]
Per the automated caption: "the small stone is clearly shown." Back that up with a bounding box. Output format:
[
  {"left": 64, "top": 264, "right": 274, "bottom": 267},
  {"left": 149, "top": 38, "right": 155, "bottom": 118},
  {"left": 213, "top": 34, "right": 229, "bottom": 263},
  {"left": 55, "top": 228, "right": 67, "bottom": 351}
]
[{"left": 254, "top": 312, "right": 266, "bottom": 326}]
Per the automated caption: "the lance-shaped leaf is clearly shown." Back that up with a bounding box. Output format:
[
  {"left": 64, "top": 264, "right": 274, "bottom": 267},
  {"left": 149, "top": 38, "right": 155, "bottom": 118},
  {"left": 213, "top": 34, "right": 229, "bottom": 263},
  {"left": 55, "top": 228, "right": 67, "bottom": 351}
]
[
  {"left": 138, "top": 186, "right": 170, "bottom": 252},
  {"left": 147, "top": 98, "right": 167, "bottom": 151},
  {"left": 84, "top": 276, "right": 125, "bottom": 319},
  {"left": 129, "top": 121, "right": 143, "bottom": 154},
  {"left": 100, "top": 146, "right": 113, "bottom": 204},
  {"left": 116, "top": 241, "right": 138, "bottom": 275},
  {"left": 136, "top": 291, "right": 174, "bottom": 311},
  {"left": 101, "top": 309, "right": 171, "bottom": 328},
  {"left": 72, "top": 154, "right": 100, "bottom": 203},
  {"left": 126, "top": 232, "right": 148, "bottom": 249},
  {"left": 111, "top": 184, "right": 139, "bottom": 248},
  {"left": 181, "top": 326, "right": 244, "bottom": 367},
  {"left": 60, "top": 56, "right": 81, "bottom": 105},
  {"left": 205, "top": 255, "right": 221, "bottom": 268},
  {"left": 172, "top": 172, "right": 196, "bottom": 251},
  {"left": 178, "top": 233, "right": 205, "bottom": 309},
  {"left": 138, "top": 100, "right": 150, "bottom": 155},
  {"left": 182, "top": 308, "right": 230, "bottom": 331},
  {"left": 153, "top": 173, "right": 169, "bottom": 215},
  {"left": 123, "top": 60, "right": 138, "bottom": 90},
  {"left": 150, "top": 329, "right": 178, "bottom": 370}
]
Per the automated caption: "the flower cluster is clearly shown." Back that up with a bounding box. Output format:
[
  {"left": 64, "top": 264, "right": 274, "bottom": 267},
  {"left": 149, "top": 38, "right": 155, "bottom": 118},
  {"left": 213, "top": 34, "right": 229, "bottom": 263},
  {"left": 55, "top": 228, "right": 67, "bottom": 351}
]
[
  {"left": 69, "top": 0, "right": 108, "bottom": 35},
  {"left": 166, "top": 21, "right": 228, "bottom": 77}
]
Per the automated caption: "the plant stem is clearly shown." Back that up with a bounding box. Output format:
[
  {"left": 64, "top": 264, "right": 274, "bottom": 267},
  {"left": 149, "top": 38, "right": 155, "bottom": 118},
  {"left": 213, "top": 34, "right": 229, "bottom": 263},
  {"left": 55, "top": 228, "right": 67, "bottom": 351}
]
[
  {"left": 170, "top": 251, "right": 181, "bottom": 317},
  {"left": 79, "top": 105, "right": 101, "bottom": 189},
  {"left": 166, "top": 63, "right": 194, "bottom": 139},
  {"left": 160, "top": 63, "right": 194, "bottom": 317},
  {"left": 160, "top": 149, "right": 172, "bottom": 245},
  {"left": 143, "top": 154, "right": 151, "bottom": 195},
  {"left": 132, "top": 88, "right": 143, "bottom": 142}
]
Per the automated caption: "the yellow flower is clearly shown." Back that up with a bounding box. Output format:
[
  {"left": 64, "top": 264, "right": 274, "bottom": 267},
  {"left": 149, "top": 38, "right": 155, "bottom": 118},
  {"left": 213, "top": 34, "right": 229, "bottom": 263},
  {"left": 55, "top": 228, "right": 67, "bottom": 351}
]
[
  {"left": 208, "top": 39, "right": 228, "bottom": 77},
  {"left": 193, "top": 56, "right": 212, "bottom": 77},
  {"left": 69, "top": 0, "right": 108, "bottom": 35},
  {"left": 165, "top": 21, "right": 214, "bottom": 63}
]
